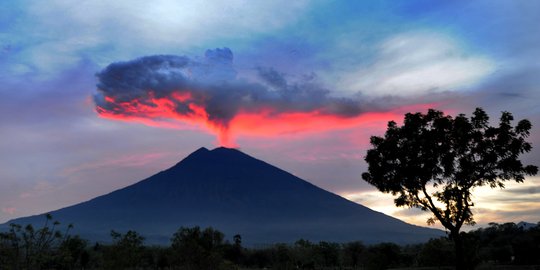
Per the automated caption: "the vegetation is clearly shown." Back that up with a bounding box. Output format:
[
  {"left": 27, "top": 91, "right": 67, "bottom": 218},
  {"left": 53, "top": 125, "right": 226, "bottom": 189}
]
[
  {"left": 361, "top": 108, "right": 538, "bottom": 270},
  {"left": 0, "top": 214, "right": 87, "bottom": 270},
  {"left": 1, "top": 215, "right": 540, "bottom": 269}
]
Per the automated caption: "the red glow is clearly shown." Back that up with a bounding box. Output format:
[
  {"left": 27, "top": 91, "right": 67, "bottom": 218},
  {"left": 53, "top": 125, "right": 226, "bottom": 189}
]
[
  {"left": 228, "top": 103, "right": 435, "bottom": 139},
  {"left": 96, "top": 91, "right": 437, "bottom": 147},
  {"left": 171, "top": 92, "right": 192, "bottom": 102}
]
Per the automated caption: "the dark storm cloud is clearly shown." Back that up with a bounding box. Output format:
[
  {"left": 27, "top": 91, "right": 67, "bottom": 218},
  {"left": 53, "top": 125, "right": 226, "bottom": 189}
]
[
  {"left": 256, "top": 67, "right": 288, "bottom": 89},
  {"left": 94, "top": 48, "right": 368, "bottom": 128}
]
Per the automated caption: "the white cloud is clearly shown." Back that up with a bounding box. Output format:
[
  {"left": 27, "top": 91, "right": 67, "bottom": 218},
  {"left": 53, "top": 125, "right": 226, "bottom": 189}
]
[
  {"left": 27, "top": 0, "right": 307, "bottom": 55},
  {"left": 2, "top": 1, "right": 309, "bottom": 78},
  {"left": 29, "top": 0, "right": 308, "bottom": 37},
  {"left": 339, "top": 32, "right": 496, "bottom": 97}
]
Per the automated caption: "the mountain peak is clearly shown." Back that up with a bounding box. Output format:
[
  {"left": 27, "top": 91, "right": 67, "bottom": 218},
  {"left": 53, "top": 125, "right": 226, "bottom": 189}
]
[
  {"left": 209, "top": 146, "right": 246, "bottom": 157},
  {"left": 212, "top": 146, "right": 239, "bottom": 152},
  {"left": 173, "top": 146, "right": 250, "bottom": 169},
  {"left": 194, "top": 146, "right": 210, "bottom": 154},
  {"left": 189, "top": 146, "right": 246, "bottom": 157},
  {"left": 185, "top": 146, "right": 210, "bottom": 158}
]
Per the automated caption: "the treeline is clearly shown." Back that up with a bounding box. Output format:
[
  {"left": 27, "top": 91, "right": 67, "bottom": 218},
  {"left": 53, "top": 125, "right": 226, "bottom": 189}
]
[{"left": 1, "top": 215, "right": 540, "bottom": 270}]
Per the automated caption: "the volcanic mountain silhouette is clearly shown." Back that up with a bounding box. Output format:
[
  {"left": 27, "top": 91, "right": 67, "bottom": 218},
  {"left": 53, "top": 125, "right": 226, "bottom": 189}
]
[{"left": 4, "top": 147, "right": 443, "bottom": 244}]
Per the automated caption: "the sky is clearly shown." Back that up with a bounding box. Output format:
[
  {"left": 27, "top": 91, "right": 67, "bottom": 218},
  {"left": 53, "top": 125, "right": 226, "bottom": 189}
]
[{"left": 1, "top": 0, "right": 539, "bottom": 230}]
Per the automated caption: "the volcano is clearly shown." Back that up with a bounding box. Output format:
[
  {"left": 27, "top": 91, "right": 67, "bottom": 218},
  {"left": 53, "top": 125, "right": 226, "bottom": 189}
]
[{"left": 3, "top": 147, "right": 443, "bottom": 244}]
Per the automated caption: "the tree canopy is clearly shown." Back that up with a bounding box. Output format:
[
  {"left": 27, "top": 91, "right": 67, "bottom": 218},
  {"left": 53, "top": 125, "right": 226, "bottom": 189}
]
[{"left": 361, "top": 108, "right": 538, "bottom": 269}]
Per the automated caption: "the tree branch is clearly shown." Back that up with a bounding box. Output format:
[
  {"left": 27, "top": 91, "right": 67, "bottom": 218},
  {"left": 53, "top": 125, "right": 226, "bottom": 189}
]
[{"left": 421, "top": 185, "right": 454, "bottom": 230}]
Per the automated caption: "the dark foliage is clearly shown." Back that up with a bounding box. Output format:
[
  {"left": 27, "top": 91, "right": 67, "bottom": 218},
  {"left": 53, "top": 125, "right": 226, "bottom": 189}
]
[
  {"left": 170, "top": 226, "right": 228, "bottom": 270},
  {"left": 102, "top": 230, "right": 146, "bottom": 269},
  {"left": 2, "top": 218, "right": 540, "bottom": 269},
  {"left": 0, "top": 214, "right": 86, "bottom": 270},
  {"left": 471, "top": 222, "right": 540, "bottom": 265},
  {"left": 361, "top": 108, "right": 538, "bottom": 270}
]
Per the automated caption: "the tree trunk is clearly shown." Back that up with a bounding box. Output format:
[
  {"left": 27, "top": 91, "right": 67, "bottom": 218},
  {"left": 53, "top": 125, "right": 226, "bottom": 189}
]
[{"left": 452, "top": 230, "right": 466, "bottom": 270}]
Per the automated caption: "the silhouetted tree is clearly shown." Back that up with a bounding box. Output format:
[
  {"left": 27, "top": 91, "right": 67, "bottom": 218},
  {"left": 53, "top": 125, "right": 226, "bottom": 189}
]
[
  {"left": 170, "top": 226, "right": 226, "bottom": 270},
  {"left": 418, "top": 237, "right": 455, "bottom": 267},
  {"left": 469, "top": 222, "right": 540, "bottom": 265},
  {"left": 342, "top": 241, "right": 366, "bottom": 269},
  {"left": 0, "top": 213, "right": 73, "bottom": 270},
  {"left": 315, "top": 241, "right": 340, "bottom": 267},
  {"left": 271, "top": 243, "right": 294, "bottom": 269},
  {"left": 244, "top": 248, "right": 272, "bottom": 269},
  {"left": 292, "top": 239, "right": 316, "bottom": 269},
  {"left": 362, "top": 108, "right": 538, "bottom": 270},
  {"left": 55, "top": 235, "right": 88, "bottom": 269},
  {"left": 224, "top": 234, "right": 244, "bottom": 265},
  {"left": 103, "top": 230, "right": 145, "bottom": 269},
  {"left": 364, "top": 242, "right": 402, "bottom": 270}
]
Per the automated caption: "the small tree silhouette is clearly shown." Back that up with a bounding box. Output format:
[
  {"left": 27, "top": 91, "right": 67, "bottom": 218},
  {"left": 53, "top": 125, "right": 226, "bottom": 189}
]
[
  {"left": 104, "top": 230, "right": 145, "bottom": 269},
  {"left": 0, "top": 213, "right": 73, "bottom": 269},
  {"left": 170, "top": 226, "right": 225, "bottom": 270}
]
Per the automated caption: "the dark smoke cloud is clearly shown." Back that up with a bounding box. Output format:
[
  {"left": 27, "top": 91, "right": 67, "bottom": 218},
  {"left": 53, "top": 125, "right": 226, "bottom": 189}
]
[{"left": 94, "top": 48, "right": 367, "bottom": 128}]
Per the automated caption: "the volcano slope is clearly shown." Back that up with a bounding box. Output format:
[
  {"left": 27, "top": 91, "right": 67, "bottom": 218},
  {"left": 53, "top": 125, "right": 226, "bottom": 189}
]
[{"left": 3, "top": 147, "right": 443, "bottom": 245}]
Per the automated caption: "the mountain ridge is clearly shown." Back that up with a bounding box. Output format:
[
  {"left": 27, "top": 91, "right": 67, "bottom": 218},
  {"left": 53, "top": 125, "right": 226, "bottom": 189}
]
[{"left": 2, "top": 147, "right": 444, "bottom": 245}]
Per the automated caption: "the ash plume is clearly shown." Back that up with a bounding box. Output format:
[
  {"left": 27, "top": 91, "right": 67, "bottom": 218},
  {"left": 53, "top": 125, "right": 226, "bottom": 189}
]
[{"left": 93, "top": 48, "right": 369, "bottom": 145}]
